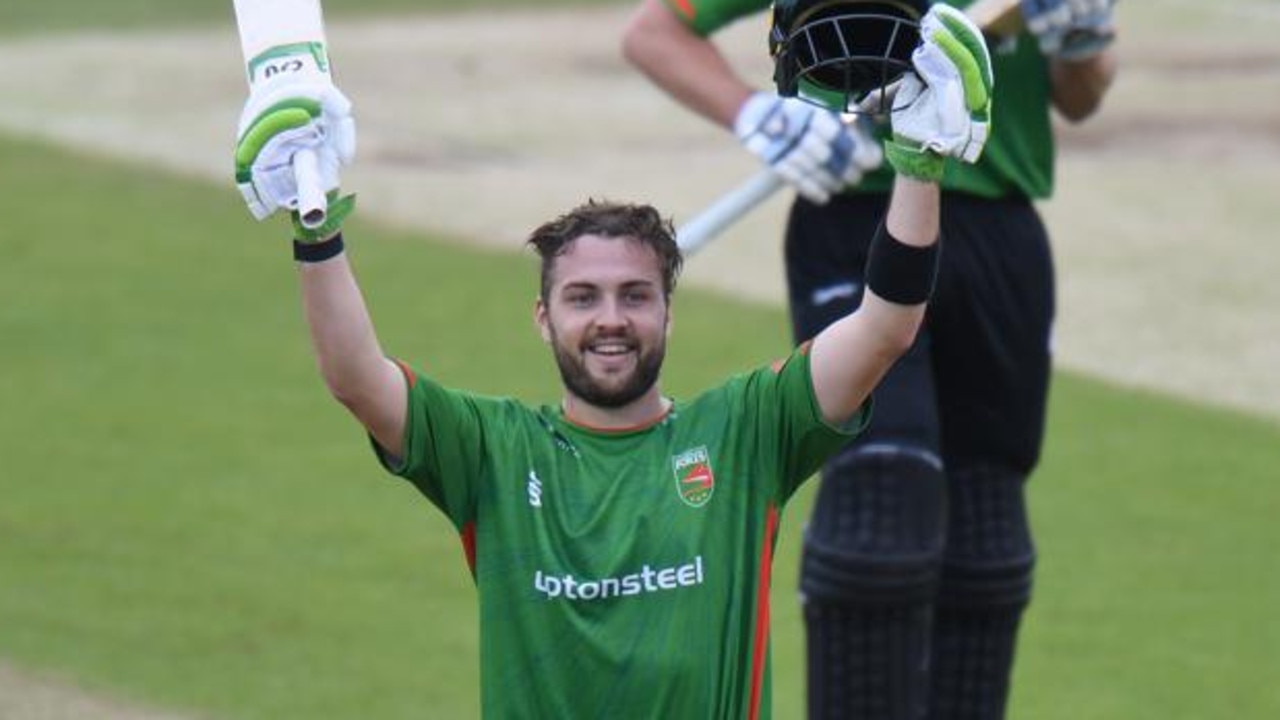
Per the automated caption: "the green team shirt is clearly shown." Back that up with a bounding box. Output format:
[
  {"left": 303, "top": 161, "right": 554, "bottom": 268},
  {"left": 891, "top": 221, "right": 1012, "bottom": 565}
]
[
  {"left": 376, "top": 347, "right": 868, "bottom": 718},
  {"left": 667, "top": 0, "right": 1056, "bottom": 198}
]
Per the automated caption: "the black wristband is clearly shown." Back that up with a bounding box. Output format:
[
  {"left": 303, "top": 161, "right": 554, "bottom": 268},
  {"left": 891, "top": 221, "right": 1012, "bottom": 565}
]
[
  {"left": 293, "top": 233, "right": 345, "bottom": 263},
  {"left": 865, "top": 223, "right": 939, "bottom": 305}
]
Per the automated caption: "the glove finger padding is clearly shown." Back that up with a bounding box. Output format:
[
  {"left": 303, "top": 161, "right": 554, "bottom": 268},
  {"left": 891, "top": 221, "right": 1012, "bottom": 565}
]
[
  {"left": 1022, "top": 0, "right": 1071, "bottom": 39},
  {"left": 1020, "top": 0, "right": 1116, "bottom": 59},
  {"left": 734, "top": 92, "right": 883, "bottom": 204},
  {"left": 886, "top": 5, "right": 992, "bottom": 181},
  {"left": 235, "top": 82, "right": 355, "bottom": 221}
]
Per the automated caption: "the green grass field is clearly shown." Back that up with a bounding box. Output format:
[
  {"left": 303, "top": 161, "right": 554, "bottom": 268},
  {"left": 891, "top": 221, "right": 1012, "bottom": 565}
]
[
  {"left": 3, "top": 125, "right": 1278, "bottom": 720},
  {"left": 1, "top": 1, "right": 1279, "bottom": 718}
]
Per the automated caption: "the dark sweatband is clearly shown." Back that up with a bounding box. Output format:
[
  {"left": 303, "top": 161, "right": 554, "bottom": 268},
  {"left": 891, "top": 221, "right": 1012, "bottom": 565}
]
[
  {"left": 293, "top": 233, "right": 345, "bottom": 263},
  {"left": 865, "top": 223, "right": 939, "bottom": 305}
]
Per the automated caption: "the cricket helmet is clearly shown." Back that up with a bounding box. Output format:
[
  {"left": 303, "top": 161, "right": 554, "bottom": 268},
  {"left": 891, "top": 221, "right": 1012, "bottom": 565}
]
[{"left": 770, "top": 0, "right": 928, "bottom": 112}]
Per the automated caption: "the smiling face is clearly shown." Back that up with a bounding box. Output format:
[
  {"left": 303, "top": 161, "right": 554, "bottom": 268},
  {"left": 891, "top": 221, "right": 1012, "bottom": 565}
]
[{"left": 535, "top": 234, "right": 671, "bottom": 412}]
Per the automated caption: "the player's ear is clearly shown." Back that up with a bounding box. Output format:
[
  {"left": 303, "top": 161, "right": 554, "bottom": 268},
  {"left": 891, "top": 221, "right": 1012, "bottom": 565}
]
[{"left": 534, "top": 296, "right": 552, "bottom": 344}]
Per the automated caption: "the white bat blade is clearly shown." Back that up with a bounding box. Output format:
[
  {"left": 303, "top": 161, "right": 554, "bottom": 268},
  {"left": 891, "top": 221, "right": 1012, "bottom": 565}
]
[
  {"left": 234, "top": 0, "right": 326, "bottom": 62},
  {"left": 233, "top": 0, "right": 330, "bottom": 228}
]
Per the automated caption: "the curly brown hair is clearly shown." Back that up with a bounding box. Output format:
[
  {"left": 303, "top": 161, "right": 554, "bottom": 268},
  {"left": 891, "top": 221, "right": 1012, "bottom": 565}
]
[{"left": 527, "top": 199, "right": 683, "bottom": 303}]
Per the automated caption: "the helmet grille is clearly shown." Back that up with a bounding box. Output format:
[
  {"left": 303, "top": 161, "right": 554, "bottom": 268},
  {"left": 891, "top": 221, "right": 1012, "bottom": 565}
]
[{"left": 773, "top": 1, "right": 922, "bottom": 112}]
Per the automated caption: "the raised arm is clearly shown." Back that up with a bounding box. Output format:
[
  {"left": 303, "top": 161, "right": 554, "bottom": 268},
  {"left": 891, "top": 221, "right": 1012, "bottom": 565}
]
[
  {"left": 297, "top": 252, "right": 407, "bottom": 458},
  {"left": 233, "top": 45, "right": 407, "bottom": 458},
  {"left": 1049, "top": 49, "right": 1117, "bottom": 122},
  {"left": 809, "top": 177, "right": 939, "bottom": 424},
  {"left": 809, "top": 5, "right": 992, "bottom": 424}
]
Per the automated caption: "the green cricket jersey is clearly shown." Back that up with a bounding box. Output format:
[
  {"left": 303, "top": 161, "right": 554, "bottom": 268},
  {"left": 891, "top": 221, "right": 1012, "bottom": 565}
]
[
  {"left": 666, "top": 0, "right": 1057, "bottom": 198},
  {"left": 375, "top": 347, "right": 868, "bottom": 718}
]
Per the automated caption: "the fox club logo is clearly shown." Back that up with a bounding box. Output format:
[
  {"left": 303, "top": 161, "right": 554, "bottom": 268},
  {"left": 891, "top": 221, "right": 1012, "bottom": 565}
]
[{"left": 671, "top": 446, "right": 715, "bottom": 508}]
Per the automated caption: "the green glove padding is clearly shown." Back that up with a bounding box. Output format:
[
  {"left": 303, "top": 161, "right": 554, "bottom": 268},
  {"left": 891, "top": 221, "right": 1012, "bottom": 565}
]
[
  {"left": 884, "top": 139, "right": 946, "bottom": 182},
  {"left": 292, "top": 191, "right": 356, "bottom": 243},
  {"left": 293, "top": 190, "right": 358, "bottom": 243}
]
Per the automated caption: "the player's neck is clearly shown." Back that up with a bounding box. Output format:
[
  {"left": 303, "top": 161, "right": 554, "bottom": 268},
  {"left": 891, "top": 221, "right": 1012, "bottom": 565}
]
[{"left": 561, "top": 388, "right": 670, "bottom": 431}]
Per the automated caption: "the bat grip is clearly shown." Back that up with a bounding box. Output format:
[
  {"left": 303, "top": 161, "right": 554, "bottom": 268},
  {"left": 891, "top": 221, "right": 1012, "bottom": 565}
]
[{"left": 293, "top": 148, "right": 327, "bottom": 229}]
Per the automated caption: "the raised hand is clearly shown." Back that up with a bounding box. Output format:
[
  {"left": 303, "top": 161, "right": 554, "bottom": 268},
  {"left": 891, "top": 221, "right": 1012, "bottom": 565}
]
[
  {"left": 234, "top": 42, "right": 356, "bottom": 239},
  {"left": 885, "top": 4, "right": 993, "bottom": 181},
  {"left": 1020, "top": 0, "right": 1117, "bottom": 60},
  {"left": 733, "top": 92, "right": 883, "bottom": 204}
]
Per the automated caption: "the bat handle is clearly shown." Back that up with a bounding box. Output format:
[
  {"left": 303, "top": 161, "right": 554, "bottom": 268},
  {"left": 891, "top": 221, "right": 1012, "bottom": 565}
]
[
  {"left": 293, "top": 148, "right": 327, "bottom": 229},
  {"left": 677, "top": 170, "right": 786, "bottom": 255}
]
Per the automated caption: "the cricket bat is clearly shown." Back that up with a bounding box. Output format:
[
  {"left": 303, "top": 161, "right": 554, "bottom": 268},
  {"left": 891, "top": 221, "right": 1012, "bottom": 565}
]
[
  {"left": 677, "top": 0, "right": 1024, "bottom": 254},
  {"left": 233, "top": 0, "right": 332, "bottom": 229}
]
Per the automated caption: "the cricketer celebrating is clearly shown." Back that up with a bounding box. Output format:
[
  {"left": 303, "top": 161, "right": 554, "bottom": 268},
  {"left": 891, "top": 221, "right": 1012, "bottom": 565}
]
[{"left": 233, "top": 5, "right": 992, "bottom": 716}]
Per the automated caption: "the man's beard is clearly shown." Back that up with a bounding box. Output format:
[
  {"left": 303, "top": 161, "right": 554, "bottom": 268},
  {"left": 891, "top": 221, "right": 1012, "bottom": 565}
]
[{"left": 550, "top": 328, "right": 665, "bottom": 409}]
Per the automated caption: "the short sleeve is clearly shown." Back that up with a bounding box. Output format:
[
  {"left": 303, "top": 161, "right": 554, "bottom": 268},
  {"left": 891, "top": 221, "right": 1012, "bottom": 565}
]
[
  {"left": 740, "top": 344, "right": 871, "bottom": 501},
  {"left": 370, "top": 362, "right": 485, "bottom": 531}
]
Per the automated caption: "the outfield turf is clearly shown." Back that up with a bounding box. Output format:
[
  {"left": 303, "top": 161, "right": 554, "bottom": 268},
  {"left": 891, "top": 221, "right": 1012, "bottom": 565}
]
[{"left": 2, "top": 127, "right": 1278, "bottom": 719}]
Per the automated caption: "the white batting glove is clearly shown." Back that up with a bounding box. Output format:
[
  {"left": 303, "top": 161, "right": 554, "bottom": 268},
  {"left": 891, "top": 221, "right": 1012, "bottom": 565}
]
[
  {"left": 1020, "top": 0, "right": 1117, "bottom": 61},
  {"left": 734, "top": 92, "right": 883, "bottom": 204},
  {"left": 885, "top": 4, "right": 993, "bottom": 181},
  {"left": 234, "top": 43, "right": 356, "bottom": 222}
]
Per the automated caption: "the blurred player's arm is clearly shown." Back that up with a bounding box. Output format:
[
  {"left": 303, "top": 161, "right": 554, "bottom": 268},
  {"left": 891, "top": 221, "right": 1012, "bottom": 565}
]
[
  {"left": 1020, "top": 0, "right": 1119, "bottom": 120},
  {"left": 621, "top": 0, "right": 751, "bottom": 129},
  {"left": 1049, "top": 50, "right": 1118, "bottom": 121}
]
